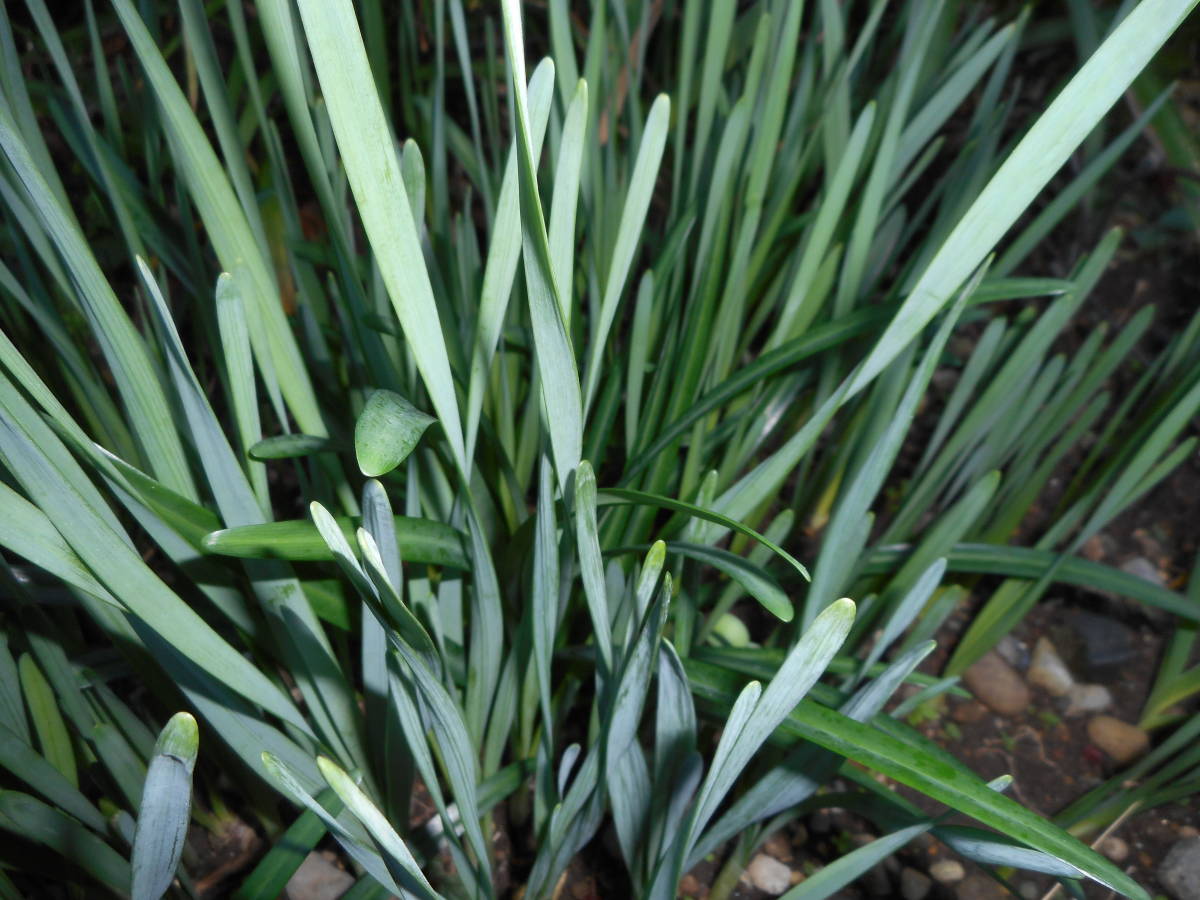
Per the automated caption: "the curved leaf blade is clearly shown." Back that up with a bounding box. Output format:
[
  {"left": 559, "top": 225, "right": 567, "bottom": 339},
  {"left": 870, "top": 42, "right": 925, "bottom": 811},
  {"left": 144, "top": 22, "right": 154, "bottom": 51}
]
[{"left": 204, "top": 516, "right": 469, "bottom": 569}]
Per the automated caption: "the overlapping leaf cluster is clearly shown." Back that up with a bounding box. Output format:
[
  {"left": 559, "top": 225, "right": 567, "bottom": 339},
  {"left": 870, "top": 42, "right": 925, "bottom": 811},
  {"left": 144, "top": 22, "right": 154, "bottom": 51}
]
[{"left": 0, "top": 1, "right": 1196, "bottom": 898}]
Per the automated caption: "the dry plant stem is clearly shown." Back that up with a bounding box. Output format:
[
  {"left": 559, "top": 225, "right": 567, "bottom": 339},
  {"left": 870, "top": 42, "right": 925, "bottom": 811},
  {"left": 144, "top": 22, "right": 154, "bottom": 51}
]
[
  {"left": 1038, "top": 801, "right": 1143, "bottom": 900},
  {"left": 597, "top": 0, "right": 664, "bottom": 143}
]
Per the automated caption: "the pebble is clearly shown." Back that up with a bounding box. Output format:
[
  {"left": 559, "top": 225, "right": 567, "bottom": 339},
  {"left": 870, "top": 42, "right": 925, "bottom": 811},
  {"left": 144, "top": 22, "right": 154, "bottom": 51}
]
[
  {"left": 1121, "top": 555, "right": 1165, "bottom": 586},
  {"left": 764, "top": 833, "right": 793, "bottom": 862},
  {"left": 1118, "top": 556, "right": 1172, "bottom": 627},
  {"left": 1100, "top": 836, "right": 1129, "bottom": 863},
  {"left": 955, "top": 874, "right": 1008, "bottom": 900},
  {"left": 995, "top": 635, "right": 1029, "bottom": 670},
  {"left": 679, "top": 873, "right": 706, "bottom": 898},
  {"left": 1070, "top": 610, "right": 1139, "bottom": 679},
  {"left": 899, "top": 866, "right": 932, "bottom": 900},
  {"left": 952, "top": 700, "right": 988, "bottom": 724},
  {"left": 1087, "top": 715, "right": 1149, "bottom": 764},
  {"left": 1081, "top": 533, "right": 1116, "bottom": 562},
  {"left": 962, "top": 651, "right": 1031, "bottom": 715},
  {"left": 1160, "top": 837, "right": 1200, "bottom": 900},
  {"left": 849, "top": 831, "right": 891, "bottom": 894},
  {"left": 1027, "top": 636, "right": 1074, "bottom": 696},
  {"left": 859, "top": 861, "right": 891, "bottom": 896},
  {"left": 1017, "top": 882, "right": 1040, "bottom": 900},
  {"left": 1063, "top": 683, "right": 1112, "bottom": 717},
  {"left": 285, "top": 851, "right": 354, "bottom": 900},
  {"left": 746, "top": 853, "right": 794, "bottom": 896},
  {"left": 930, "top": 860, "right": 965, "bottom": 884}
]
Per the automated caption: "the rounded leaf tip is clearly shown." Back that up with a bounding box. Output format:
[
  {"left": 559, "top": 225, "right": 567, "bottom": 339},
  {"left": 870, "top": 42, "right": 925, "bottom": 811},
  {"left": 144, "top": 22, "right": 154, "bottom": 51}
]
[{"left": 155, "top": 712, "right": 198, "bottom": 764}]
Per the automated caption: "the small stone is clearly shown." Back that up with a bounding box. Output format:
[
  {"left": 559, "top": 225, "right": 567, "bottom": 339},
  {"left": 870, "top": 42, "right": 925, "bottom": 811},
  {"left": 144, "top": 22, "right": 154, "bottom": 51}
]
[
  {"left": 1132, "top": 527, "right": 1168, "bottom": 561},
  {"left": 952, "top": 700, "right": 988, "bottom": 724},
  {"left": 1121, "top": 555, "right": 1165, "bottom": 586},
  {"left": 285, "top": 851, "right": 354, "bottom": 900},
  {"left": 679, "top": 873, "right": 705, "bottom": 898},
  {"left": 1180, "top": 826, "right": 1200, "bottom": 838},
  {"left": 764, "top": 833, "right": 793, "bottom": 862},
  {"left": 746, "top": 854, "right": 794, "bottom": 896},
  {"left": 955, "top": 874, "right": 1007, "bottom": 899},
  {"left": 995, "top": 635, "right": 1029, "bottom": 670},
  {"left": 930, "top": 860, "right": 965, "bottom": 884},
  {"left": 1100, "top": 836, "right": 1129, "bottom": 863},
  {"left": 860, "top": 862, "right": 891, "bottom": 896},
  {"left": 1063, "top": 683, "right": 1112, "bottom": 717},
  {"left": 1087, "top": 715, "right": 1150, "bottom": 764},
  {"left": 1017, "top": 882, "right": 1039, "bottom": 900},
  {"left": 1116, "top": 557, "right": 1172, "bottom": 626},
  {"left": 1160, "top": 837, "right": 1200, "bottom": 900},
  {"left": 962, "top": 651, "right": 1031, "bottom": 715},
  {"left": 899, "top": 866, "right": 932, "bottom": 900},
  {"left": 1070, "top": 611, "right": 1139, "bottom": 679},
  {"left": 1028, "top": 637, "right": 1075, "bottom": 696},
  {"left": 1081, "top": 533, "right": 1116, "bottom": 562}
]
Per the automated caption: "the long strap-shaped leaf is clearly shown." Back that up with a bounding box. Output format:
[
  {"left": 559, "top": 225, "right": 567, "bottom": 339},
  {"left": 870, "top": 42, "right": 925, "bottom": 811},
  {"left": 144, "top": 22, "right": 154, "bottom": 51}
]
[
  {"left": 708, "top": 0, "right": 1199, "bottom": 526},
  {"left": 649, "top": 599, "right": 856, "bottom": 897},
  {"left": 293, "top": 0, "right": 466, "bottom": 471},
  {"left": 685, "top": 659, "right": 1149, "bottom": 900},
  {"left": 0, "top": 791, "right": 129, "bottom": 894},
  {"left": 139, "top": 261, "right": 365, "bottom": 769},
  {"left": 500, "top": 0, "right": 583, "bottom": 490},
  {"left": 847, "top": 0, "right": 1199, "bottom": 396},
  {"left": 108, "top": 0, "right": 325, "bottom": 438},
  {"left": 861, "top": 543, "right": 1195, "bottom": 619},
  {"left": 0, "top": 374, "right": 309, "bottom": 736},
  {"left": 581, "top": 94, "right": 670, "bottom": 411},
  {"left": 0, "top": 105, "right": 195, "bottom": 498},
  {"left": 463, "top": 59, "right": 556, "bottom": 463}
]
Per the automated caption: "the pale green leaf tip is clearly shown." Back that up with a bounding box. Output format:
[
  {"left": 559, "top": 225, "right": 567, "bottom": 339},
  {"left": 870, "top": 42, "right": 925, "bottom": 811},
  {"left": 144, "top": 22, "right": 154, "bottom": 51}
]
[
  {"left": 260, "top": 753, "right": 284, "bottom": 782},
  {"left": 712, "top": 613, "right": 752, "bottom": 648},
  {"left": 832, "top": 597, "right": 857, "bottom": 619},
  {"left": 154, "top": 712, "right": 198, "bottom": 763},
  {"left": 316, "top": 756, "right": 349, "bottom": 789},
  {"left": 355, "top": 527, "right": 381, "bottom": 561}
]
